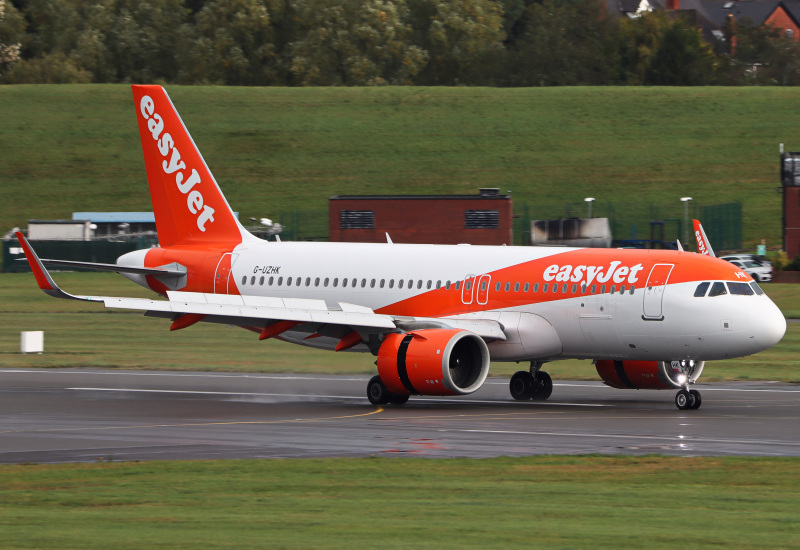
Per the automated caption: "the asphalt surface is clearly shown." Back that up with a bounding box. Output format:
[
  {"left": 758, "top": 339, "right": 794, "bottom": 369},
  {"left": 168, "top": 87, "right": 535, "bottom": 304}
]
[{"left": 1, "top": 368, "right": 799, "bottom": 463}]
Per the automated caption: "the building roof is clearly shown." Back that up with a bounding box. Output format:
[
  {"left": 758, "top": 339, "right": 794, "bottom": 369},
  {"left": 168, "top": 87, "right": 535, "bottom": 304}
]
[{"left": 72, "top": 212, "right": 156, "bottom": 223}]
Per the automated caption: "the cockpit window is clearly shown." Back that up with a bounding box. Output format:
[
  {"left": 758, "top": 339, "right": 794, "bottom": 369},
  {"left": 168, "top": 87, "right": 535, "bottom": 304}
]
[
  {"left": 727, "top": 282, "right": 754, "bottom": 296},
  {"left": 750, "top": 281, "right": 764, "bottom": 295},
  {"left": 694, "top": 282, "right": 710, "bottom": 297},
  {"left": 708, "top": 281, "right": 727, "bottom": 297}
]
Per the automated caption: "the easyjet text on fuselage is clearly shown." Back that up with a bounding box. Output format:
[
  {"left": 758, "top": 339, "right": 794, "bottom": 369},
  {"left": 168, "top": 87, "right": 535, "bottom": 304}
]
[{"left": 542, "top": 261, "right": 644, "bottom": 285}]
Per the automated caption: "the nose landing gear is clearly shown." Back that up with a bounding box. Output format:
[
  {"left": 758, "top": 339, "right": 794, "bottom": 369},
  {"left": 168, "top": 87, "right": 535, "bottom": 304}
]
[{"left": 675, "top": 388, "right": 702, "bottom": 410}]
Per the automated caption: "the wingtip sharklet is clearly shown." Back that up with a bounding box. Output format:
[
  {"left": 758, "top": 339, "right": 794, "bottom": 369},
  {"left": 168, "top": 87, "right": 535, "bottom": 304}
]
[{"left": 14, "top": 232, "right": 97, "bottom": 301}]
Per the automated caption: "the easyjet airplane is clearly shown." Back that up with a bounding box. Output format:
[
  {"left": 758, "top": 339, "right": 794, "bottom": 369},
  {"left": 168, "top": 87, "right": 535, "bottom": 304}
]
[{"left": 17, "top": 85, "right": 787, "bottom": 410}]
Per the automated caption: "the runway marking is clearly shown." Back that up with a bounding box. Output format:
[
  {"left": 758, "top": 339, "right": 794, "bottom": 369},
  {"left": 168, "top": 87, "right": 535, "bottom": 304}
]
[
  {"left": 0, "top": 407, "right": 385, "bottom": 435},
  {"left": 66, "top": 387, "right": 609, "bottom": 407},
  {"left": 456, "top": 429, "right": 800, "bottom": 448}
]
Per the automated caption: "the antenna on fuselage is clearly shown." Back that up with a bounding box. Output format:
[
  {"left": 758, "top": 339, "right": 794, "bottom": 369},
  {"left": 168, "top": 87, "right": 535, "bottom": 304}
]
[{"left": 676, "top": 240, "right": 684, "bottom": 252}]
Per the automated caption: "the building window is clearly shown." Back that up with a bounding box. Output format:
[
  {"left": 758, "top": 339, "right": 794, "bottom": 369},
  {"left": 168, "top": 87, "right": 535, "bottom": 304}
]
[
  {"left": 465, "top": 210, "right": 499, "bottom": 229},
  {"left": 340, "top": 210, "right": 375, "bottom": 229}
]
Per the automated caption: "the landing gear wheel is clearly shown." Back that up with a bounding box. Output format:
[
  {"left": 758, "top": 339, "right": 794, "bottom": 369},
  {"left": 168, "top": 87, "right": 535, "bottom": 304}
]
[
  {"left": 675, "top": 389, "right": 694, "bottom": 410},
  {"left": 367, "top": 375, "right": 391, "bottom": 405},
  {"left": 388, "top": 393, "right": 410, "bottom": 405},
  {"left": 689, "top": 389, "right": 702, "bottom": 410},
  {"left": 531, "top": 371, "right": 553, "bottom": 401},
  {"left": 510, "top": 371, "right": 534, "bottom": 400}
]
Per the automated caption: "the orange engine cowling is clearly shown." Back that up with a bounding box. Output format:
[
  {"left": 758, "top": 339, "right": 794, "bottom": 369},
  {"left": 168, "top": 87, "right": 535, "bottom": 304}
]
[
  {"left": 595, "top": 359, "right": 705, "bottom": 390},
  {"left": 377, "top": 329, "right": 490, "bottom": 396}
]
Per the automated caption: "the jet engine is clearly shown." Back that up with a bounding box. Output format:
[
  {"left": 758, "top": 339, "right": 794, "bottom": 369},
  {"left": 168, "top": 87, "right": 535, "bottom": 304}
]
[
  {"left": 377, "top": 329, "right": 490, "bottom": 396},
  {"left": 595, "top": 359, "right": 705, "bottom": 390}
]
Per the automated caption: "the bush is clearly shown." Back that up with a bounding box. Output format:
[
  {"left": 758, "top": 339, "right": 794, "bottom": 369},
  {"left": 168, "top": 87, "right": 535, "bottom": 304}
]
[{"left": 1, "top": 52, "right": 91, "bottom": 84}]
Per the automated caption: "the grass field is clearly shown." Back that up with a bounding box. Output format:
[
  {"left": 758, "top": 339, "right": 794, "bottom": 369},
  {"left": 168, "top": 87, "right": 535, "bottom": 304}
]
[
  {"left": 1, "top": 272, "right": 798, "bottom": 382},
  {"left": 0, "top": 456, "right": 798, "bottom": 549},
  {"left": 1, "top": 85, "right": 798, "bottom": 247}
]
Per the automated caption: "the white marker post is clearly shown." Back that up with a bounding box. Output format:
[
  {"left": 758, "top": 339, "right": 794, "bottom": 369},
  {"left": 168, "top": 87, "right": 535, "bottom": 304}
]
[{"left": 21, "top": 331, "right": 44, "bottom": 354}]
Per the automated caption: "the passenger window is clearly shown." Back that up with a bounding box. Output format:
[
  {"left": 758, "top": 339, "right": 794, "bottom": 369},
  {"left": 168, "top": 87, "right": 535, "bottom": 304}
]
[
  {"left": 750, "top": 281, "right": 764, "bottom": 295},
  {"left": 694, "top": 282, "right": 710, "bottom": 297},
  {"left": 409, "top": 280, "right": 414, "bottom": 288},
  {"left": 278, "top": 277, "right": 283, "bottom": 286},
  {"left": 352, "top": 278, "right": 357, "bottom": 287},
  {"left": 427, "top": 280, "right": 432, "bottom": 289},
  {"left": 524, "top": 283, "right": 530, "bottom": 292},
  {"left": 465, "top": 280, "right": 471, "bottom": 291},
  {"left": 436, "top": 281, "right": 441, "bottom": 289},
  {"left": 610, "top": 285, "right": 615, "bottom": 294},
  {"left": 514, "top": 282, "right": 520, "bottom": 292},
  {"left": 418, "top": 281, "right": 423, "bottom": 289},
  {"left": 591, "top": 284, "right": 597, "bottom": 294},
  {"left": 581, "top": 284, "right": 587, "bottom": 293},
  {"left": 553, "top": 284, "right": 559, "bottom": 294},
  {"left": 571, "top": 284, "right": 577, "bottom": 293},
  {"left": 389, "top": 279, "right": 394, "bottom": 289},
  {"left": 619, "top": 285, "right": 625, "bottom": 294},
  {"left": 324, "top": 278, "right": 329, "bottom": 287},
  {"left": 287, "top": 277, "right": 293, "bottom": 286},
  {"left": 362, "top": 279, "right": 367, "bottom": 288},
  {"left": 380, "top": 279, "right": 385, "bottom": 288},
  {"left": 297, "top": 278, "right": 302, "bottom": 286},
  {"left": 708, "top": 281, "right": 727, "bottom": 297},
  {"left": 562, "top": 283, "right": 568, "bottom": 293},
  {"left": 314, "top": 277, "right": 320, "bottom": 287},
  {"left": 543, "top": 283, "right": 549, "bottom": 292},
  {"left": 342, "top": 278, "right": 347, "bottom": 288},
  {"left": 241, "top": 276, "right": 247, "bottom": 285},
  {"left": 495, "top": 282, "right": 501, "bottom": 292},
  {"left": 305, "top": 277, "right": 311, "bottom": 286},
  {"left": 481, "top": 281, "right": 487, "bottom": 291},
  {"left": 259, "top": 276, "right": 265, "bottom": 285},
  {"left": 398, "top": 280, "right": 404, "bottom": 289},
  {"left": 600, "top": 284, "right": 606, "bottom": 294},
  {"left": 370, "top": 279, "right": 376, "bottom": 288},
  {"left": 534, "top": 283, "right": 539, "bottom": 292},
  {"left": 505, "top": 282, "right": 510, "bottom": 292},
  {"left": 445, "top": 281, "right": 451, "bottom": 290},
  {"left": 455, "top": 281, "right": 461, "bottom": 290},
  {"left": 334, "top": 278, "right": 339, "bottom": 287},
  {"left": 269, "top": 276, "right": 274, "bottom": 285},
  {"left": 629, "top": 286, "right": 635, "bottom": 295},
  {"left": 251, "top": 276, "right": 256, "bottom": 285},
  {"left": 728, "top": 282, "right": 754, "bottom": 296}
]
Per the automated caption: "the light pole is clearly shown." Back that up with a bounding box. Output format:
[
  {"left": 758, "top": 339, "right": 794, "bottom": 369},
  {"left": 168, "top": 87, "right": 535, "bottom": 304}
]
[
  {"left": 584, "top": 197, "right": 595, "bottom": 219},
  {"left": 681, "top": 197, "right": 692, "bottom": 245}
]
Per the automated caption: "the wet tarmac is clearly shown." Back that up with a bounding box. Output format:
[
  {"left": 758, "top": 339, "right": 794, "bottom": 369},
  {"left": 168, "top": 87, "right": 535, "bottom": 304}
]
[{"left": 1, "top": 368, "right": 799, "bottom": 463}]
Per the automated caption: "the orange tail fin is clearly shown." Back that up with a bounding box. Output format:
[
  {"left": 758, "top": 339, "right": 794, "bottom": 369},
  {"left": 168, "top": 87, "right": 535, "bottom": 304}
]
[{"left": 131, "top": 85, "right": 251, "bottom": 247}]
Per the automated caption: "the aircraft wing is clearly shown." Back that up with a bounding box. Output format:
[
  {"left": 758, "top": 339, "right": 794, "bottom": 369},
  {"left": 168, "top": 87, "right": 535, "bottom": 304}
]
[{"left": 16, "top": 232, "right": 506, "bottom": 343}]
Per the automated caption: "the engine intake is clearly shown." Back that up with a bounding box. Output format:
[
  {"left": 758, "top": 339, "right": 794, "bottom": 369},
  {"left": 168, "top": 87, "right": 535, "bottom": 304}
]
[
  {"left": 377, "top": 329, "right": 490, "bottom": 396},
  {"left": 596, "top": 359, "right": 705, "bottom": 390}
]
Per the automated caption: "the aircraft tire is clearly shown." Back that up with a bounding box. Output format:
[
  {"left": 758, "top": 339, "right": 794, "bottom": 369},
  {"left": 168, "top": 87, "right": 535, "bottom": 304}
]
[
  {"left": 388, "top": 393, "right": 410, "bottom": 405},
  {"left": 510, "top": 371, "right": 534, "bottom": 401},
  {"left": 367, "top": 375, "right": 391, "bottom": 405},
  {"left": 689, "top": 389, "right": 702, "bottom": 410},
  {"left": 531, "top": 371, "right": 553, "bottom": 401},
  {"left": 675, "top": 389, "right": 692, "bottom": 410}
]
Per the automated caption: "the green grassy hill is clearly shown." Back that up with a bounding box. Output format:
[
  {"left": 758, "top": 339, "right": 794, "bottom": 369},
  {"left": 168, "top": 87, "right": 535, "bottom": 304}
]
[{"left": 1, "top": 85, "right": 796, "bottom": 248}]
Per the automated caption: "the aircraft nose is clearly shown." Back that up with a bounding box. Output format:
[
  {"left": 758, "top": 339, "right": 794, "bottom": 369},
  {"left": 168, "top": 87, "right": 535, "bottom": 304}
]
[{"left": 752, "top": 300, "right": 787, "bottom": 350}]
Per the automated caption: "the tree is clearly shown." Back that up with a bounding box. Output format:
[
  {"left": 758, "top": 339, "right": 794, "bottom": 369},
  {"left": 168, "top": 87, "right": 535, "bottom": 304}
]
[
  {"left": 718, "top": 17, "right": 800, "bottom": 85},
  {"left": 289, "top": 0, "right": 427, "bottom": 86},
  {"left": 505, "top": 0, "right": 619, "bottom": 86},
  {"left": 408, "top": 0, "right": 505, "bottom": 85},
  {"left": 178, "top": 0, "right": 280, "bottom": 85},
  {"left": 0, "top": 0, "right": 25, "bottom": 79},
  {"left": 619, "top": 11, "right": 715, "bottom": 86}
]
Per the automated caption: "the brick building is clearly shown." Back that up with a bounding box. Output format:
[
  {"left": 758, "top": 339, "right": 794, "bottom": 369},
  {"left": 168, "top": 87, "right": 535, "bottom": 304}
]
[
  {"left": 781, "top": 151, "right": 800, "bottom": 258},
  {"left": 329, "top": 188, "right": 513, "bottom": 245}
]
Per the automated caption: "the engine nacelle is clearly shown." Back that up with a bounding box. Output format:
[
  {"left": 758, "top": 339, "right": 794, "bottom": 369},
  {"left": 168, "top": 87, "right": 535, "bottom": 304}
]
[
  {"left": 595, "top": 359, "right": 705, "bottom": 390},
  {"left": 377, "top": 329, "right": 490, "bottom": 396}
]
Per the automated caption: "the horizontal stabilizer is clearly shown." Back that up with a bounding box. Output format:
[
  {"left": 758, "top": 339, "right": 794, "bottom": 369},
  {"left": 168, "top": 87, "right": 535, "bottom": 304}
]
[{"left": 17, "top": 258, "right": 184, "bottom": 277}]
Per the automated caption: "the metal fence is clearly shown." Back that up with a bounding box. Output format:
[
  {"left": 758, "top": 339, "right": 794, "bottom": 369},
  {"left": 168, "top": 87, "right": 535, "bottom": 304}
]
[{"left": 513, "top": 201, "right": 742, "bottom": 250}]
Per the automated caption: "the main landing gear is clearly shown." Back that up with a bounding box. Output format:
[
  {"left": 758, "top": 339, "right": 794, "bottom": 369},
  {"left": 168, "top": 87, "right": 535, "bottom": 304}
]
[
  {"left": 367, "top": 375, "right": 410, "bottom": 405},
  {"left": 510, "top": 362, "right": 553, "bottom": 402},
  {"left": 675, "top": 388, "right": 702, "bottom": 410}
]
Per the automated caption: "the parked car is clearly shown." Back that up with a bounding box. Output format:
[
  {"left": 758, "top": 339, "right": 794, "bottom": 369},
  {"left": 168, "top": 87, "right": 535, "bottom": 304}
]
[
  {"left": 726, "top": 259, "right": 772, "bottom": 282},
  {"left": 720, "top": 254, "right": 772, "bottom": 270}
]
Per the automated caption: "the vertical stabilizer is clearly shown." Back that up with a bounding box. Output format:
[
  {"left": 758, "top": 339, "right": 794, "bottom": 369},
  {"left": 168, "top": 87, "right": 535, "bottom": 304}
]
[
  {"left": 692, "top": 219, "right": 716, "bottom": 257},
  {"left": 131, "top": 85, "right": 251, "bottom": 247}
]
